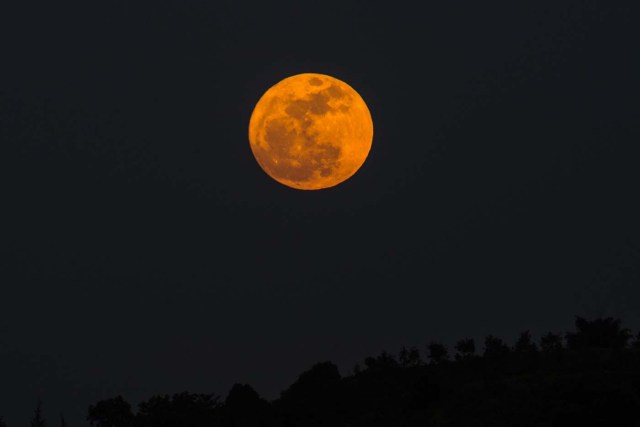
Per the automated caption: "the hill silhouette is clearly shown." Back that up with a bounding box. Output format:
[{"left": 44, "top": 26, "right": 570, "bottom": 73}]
[{"left": 8, "top": 316, "right": 640, "bottom": 426}]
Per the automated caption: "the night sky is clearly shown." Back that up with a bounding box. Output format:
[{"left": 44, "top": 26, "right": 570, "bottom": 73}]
[{"left": 1, "top": 1, "right": 638, "bottom": 425}]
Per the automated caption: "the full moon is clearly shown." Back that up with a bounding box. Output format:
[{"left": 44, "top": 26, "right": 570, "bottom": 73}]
[{"left": 248, "top": 73, "right": 373, "bottom": 190}]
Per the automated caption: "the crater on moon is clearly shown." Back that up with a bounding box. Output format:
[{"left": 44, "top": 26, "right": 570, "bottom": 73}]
[{"left": 249, "top": 73, "right": 373, "bottom": 190}]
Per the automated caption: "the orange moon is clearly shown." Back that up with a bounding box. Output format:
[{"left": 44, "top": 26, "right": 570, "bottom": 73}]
[{"left": 248, "top": 73, "right": 373, "bottom": 190}]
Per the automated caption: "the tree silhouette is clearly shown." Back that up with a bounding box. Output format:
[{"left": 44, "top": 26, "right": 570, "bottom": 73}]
[
  {"left": 514, "top": 330, "right": 538, "bottom": 353},
  {"left": 83, "top": 315, "right": 640, "bottom": 426},
  {"left": 0, "top": 415, "right": 7, "bottom": 427},
  {"left": 276, "top": 361, "right": 343, "bottom": 427},
  {"left": 426, "top": 341, "right": 449, "bottom": 365},
  {"left": 136, "top": 392, "right": 220, "bottom": 427},
  {"left": 278, "top": 360, "right": 341, "bottom": 402},
  {"left": 87, "top": 395, "right": 134, "bottom": 427},
  {"left": 631, "top": 332, "right": 640, "bottom": 350},
  {"left": 540, "top": 332, "right": 563, "bottom": 353},
  {"left": 454, "top": 338, "right": 475, "bottom": 361},
  {"left": 222, "top": 383, "right": 271, "bottom": 427},
  {"left": 398, "top": 345, "right": 422, "bottom": 367},
  {"left": 59, "top": 414, "right": 66, "bottom": 427},
  {"left": 351, "top": 363, "right": 362, "bottom": 375},
  {"left": 30, "top": 397, "right": 46, "bottom": 427},
  {"left": 363, "top": 351, "right": 398, "bottom": 371},
  {"left": 511, "top": 330, "right": 539, "bottom": 373},
  {"left": 565, "top": 316, "right": 632, "bottom": 350},
  {"left": 483, "top": 335, "right": 510, "bottom": 358}
]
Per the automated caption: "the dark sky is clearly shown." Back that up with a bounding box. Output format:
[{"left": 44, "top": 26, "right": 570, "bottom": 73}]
[{"left": 1, "top": 1, "right": 638, "bottom": 425}]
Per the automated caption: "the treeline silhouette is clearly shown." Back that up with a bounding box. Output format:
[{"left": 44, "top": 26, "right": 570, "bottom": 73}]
[{"left": 8, "top": 316, "right": 640, "bottom": 426}]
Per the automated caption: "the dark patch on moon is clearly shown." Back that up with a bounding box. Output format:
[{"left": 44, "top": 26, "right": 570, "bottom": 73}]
[
  {"left": 261, "top": 117, "right": 341, "bottom": 184},
  {"left": 308, "top": 92, "right": 331, "bottom": 115},
  {"left": 284, "top": 100, "right": 308, "bottom": 120},
  {"left": 284, "top": 84, "right": 350, "bottom": 121},
  {"left": 326, "top": 84, "right": 346, "bottom": 99},
  {"left": 308, "top": 77, "right": 323, "bottom": 86},
  {"left": 264, "top": 119, "right": 296, "bottom": 158},
  {"left": 285, "top": 92, "right": 331, "bottom": 119},
  {"left": 317, "top": 144, "right": 342, "bottom": 177}
]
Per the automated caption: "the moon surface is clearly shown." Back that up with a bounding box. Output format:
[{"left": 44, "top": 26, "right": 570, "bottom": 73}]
[{"left": 249, "top": 73, "right": 373, "bottom": 190}]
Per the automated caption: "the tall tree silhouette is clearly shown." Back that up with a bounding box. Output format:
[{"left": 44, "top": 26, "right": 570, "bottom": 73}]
[
  {"left": 87, "top": 396, "right": 134, "bottom": 427},
  {"left": 565, "top": 316, "right": 632, "bottom": 350},
  {"left": 364, "top": 351, "right": 398, "bottom": 371},
  {"left": 514, "top": 330, "right": 538, "bottom": 353},
  {"left": 398, "top": 345, "right": 422, "bottom": 367},
  {"left": 454, "top": 338, "right": 475, "bottom": 361},
  {"left": 276, "top": 361, "right": 343, "bottom": 426},
  {"left": 426, "top": 341, "right": 449, "bottom": 365},
  {"left": 540, "top": 332, "right": 563, "bottom": 353},
  {"left": 512, "top": 330, "right": 539, "bottom": 373},
  {"left": 30, "top": 397, "right": 46, "bottom": 427},
  {"left": 136, "top": 392, "right": 221, "bottom": 427},
  {"left": 222, "top": 383, "right": 271, "bottom": 427},
  {"left": 59, "top": 414, "right": 66, "bottom": 427},
  {"left": 483, "top": 335, "right": 510, "bottom": 358},
  {"left": 631, "top": 332, "right": 640, "bottom": 350}
]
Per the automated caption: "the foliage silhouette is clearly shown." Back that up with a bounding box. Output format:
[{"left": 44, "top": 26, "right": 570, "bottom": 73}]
[
  {"left": 363, "top": 351, "right": 398, "bottom": 371},
  {"left": 398, "top": 346, "right": 422, "bottom": 368},
  {"left": 514, "top": 330, "right": 538, "bottom": 353},
  {"left": 0, "top": 415, "right": 7, "bottom": 427},
  {"left": 87, "top": 395, "right": 134, "bottom": 427},
  {"left": 566, "top": 316, "right": 632, "bottom": 350},
  {"left": 136, "top": 392, "right": 220, "bottom": 427},
  {"left": 83, "top": 316, "right": 640, "bottom": 426},
  {"left": 483, "top": 334, "right": 510, "bottom": 358},
  {"left": 453, "top": 337, "right": 475, "bottom": 361},
  {"left": 30, "top": 398, "right": 46, "bottom": 427},
  {"left": 426, "top": 341, "right": 449, "bottom": 365},
  {"left": 632, "top": 332, "right": 640, "bottom": 350},
  {"left": 540, "top": 331, "right": 563, "bottom": 353},
  {"left": 222, "top": 383, "right": 272, "bottom": 427},
  {"left": 275, "top": 361, "right": 343, "bottom": 427}
]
